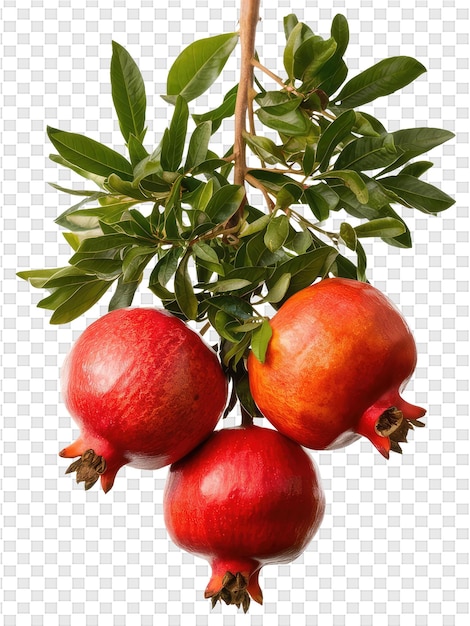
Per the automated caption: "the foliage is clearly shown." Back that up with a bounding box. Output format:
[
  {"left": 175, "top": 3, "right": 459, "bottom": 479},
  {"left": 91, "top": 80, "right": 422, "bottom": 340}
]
[{"left": 19, "top": 13, "right": 454, "bottom": 386}]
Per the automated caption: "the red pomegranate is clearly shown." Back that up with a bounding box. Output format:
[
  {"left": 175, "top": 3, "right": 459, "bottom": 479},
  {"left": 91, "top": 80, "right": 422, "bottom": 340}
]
[
  {"left": 59, "top": 307, "right": 228, "bottom": 492},
  {"left": 248, "top": 278, "right": 426, "bottom": 458},
  {"left": 163, "top": 425, "right": 325, "bottom": 612}
]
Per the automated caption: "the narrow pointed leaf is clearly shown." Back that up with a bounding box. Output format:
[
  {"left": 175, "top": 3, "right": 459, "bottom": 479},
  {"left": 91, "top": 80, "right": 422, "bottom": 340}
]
[
  {"left": 47, "top": 127, "right": 133, "bottom": 180},
  {"left": 303, "top": 184, "right": 340, "bottom": 221},
  {"left": 262, "top": 272, "right": 292, "bottom": 304},
  {"left": 334, "top": 134, "right": 399, "bottom": 172},
  {"left": 354, "top": 217, "right": 406, "bottom": 238},
  {"left": 204, "top": 184, "right": 245, "bottom": 225},
  {"left": 174, "top": 252, "right": 198, "bottom": 320},
  {"left": 166, "top": 32, "right": 239, "bottom": 102},
  {"left": 316, "top": 170, "right": 369, "bottom": 204},
  {"left": 161, "top": 95, "right": 189, "bottom": 172},
  {"left": 334, "top": 56, "right": 426, "bottom": 109},
  {"left": 379, "top": 175, "right": 455, "bottom": 214},
  {"left": 316, "top": 109, "right": 356, "bottom": 172},
  {"left": 110, "top": 41, "right": 147, "bottom": 142},
  {"left": 192, "top": 91, "right": 237, "bottom": 134},
  {"left": 185, "top": 121, "right": 212, "bottom": 171},
  {"left": 48, "top": 154, "right": 107, "bottom": 188},
  {"left": 109, "top": 275, "right": 140, "bottom": 310},
  {"left": 264, "top": 215, "right": 290, "bottom": 252},
  {"left": 251, "top": 319, "right": 273, "bottom": 364},
  {"left": 378, "top": 127, "right": 454, "bottom": 176}
]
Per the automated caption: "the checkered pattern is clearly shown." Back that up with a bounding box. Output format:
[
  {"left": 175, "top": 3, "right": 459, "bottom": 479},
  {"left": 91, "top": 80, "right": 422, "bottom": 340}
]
[{"left": 2, "top": 1, "right": 469, "bottom": 624}]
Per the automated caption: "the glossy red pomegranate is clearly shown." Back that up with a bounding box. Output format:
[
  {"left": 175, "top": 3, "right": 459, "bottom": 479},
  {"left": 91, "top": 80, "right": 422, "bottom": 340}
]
[
  {"left": 163, "top": 424, "right": 325, "bottom": 612},
  {"left": 248, "top": 278, "right": 426, "bottom": 458},
  {"left": 59, "top": 307, "right": 228, "bottom": 492}
]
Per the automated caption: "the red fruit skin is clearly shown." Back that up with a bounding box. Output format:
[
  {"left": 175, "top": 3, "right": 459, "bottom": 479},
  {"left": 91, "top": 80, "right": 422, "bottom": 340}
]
[
  {"left": 59, "top": 307, "right": 228, "bottom": 492},
  {"left": 163, "top": 425, "right": 325, "bottom": 607},
  {"left": 248, "top": 278, "right": 426, "bottom": 458}
]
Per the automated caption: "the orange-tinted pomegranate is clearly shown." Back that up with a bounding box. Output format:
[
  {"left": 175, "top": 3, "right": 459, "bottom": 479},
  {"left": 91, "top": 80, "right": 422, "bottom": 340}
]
[{"left": 248, "top": 278, "right": 425, "bottom": 458}]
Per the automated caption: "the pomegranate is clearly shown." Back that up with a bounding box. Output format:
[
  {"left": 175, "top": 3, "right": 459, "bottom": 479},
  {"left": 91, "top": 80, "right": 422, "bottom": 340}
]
[
  {"left": 59, "top": 307, "right": 228, "bottom": 492},
  {"left": 163, "top": 424, "right": 325, "bottom": 612},
  {"left": 247, "top": 277, "right": 426, "bottom": 458}
]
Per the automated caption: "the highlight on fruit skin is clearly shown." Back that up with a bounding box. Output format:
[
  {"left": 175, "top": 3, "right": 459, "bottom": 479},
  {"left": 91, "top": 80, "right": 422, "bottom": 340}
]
[
  {"left": 59, "top": 307, "right": 228, "bottom": 492},
  {"left": 248, "top": 277, "right": 426, "bottom": 458},
  {"left": 163, "top": 424, "right": 325, "bottom": 612}
]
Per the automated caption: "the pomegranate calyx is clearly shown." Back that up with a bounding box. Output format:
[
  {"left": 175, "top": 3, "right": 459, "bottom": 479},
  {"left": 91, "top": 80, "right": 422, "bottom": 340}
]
[
  {"left": 206, "top": 571, "right": 251, "bottom": 613},
  {"left": 375, "top": 407, "right": 404, "bottom": 437},
  {"left": 65, "top": 449, "right": 107, "bottom": 490},
  {"left": 388, "top": 417, "right": 426, "bottom": 455}
]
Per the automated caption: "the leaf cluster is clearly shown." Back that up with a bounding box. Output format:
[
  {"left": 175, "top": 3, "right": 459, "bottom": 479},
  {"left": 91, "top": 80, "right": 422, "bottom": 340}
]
[{"left": 19, "top": 15, "right": 454, "bottom": 375}]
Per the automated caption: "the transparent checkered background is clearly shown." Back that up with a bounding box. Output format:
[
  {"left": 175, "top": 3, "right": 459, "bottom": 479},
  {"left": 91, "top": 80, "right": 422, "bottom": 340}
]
[{"left": 2, "top": 0, "right": 469, "bottom": 624}]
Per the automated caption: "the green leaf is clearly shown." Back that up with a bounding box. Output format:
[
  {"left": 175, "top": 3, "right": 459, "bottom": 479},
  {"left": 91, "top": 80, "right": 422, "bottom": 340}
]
[
  {"left": 312, "top": 14, "right": 349, "bottom": 95},
  {"left": 39, "top": 278, "right": 113, "bottom": 324},
  {"left": 210, "top": 278, "right": 252, "bottom": 293},
  {"left": 243, "top": 132, "right": 286, "bottom": 166},
  {"left": 379, "top": 175, "right": 455, "bottom": 214},
  {"left": 251, "top": 319, "right": 273, "bottom": 364},
  {"left": 161, "top": 95, "right": 189, "bottom": 172},
  {"left": 262, "top": 272, "right": 292, "bottom": 304},
  {"left": 47, "top": 182, "right": 99, "bottom": 197},
  {"left": 239, "top": 213, "right": 271, "bottom": 238},
  {"left": 47, "top": 127, "right": 133, "bottom": 180},
  {"left": 316, "top": 170, "right": 369, "bottom": 204},
  {"left": 330, "top": 14, "right": 349, "bottom": 58},
  {"left": 166, "top": 32, "right": 239, "bottom": 102},
  {"left": 378, "top": 205, "right": 412, "bottom": 248},
  {"left": 378, "top": 127, "right": 455, "bottom": 176},
  {"left": 303, "top": 184, "right": 340, "bottom": 221},
  {"left": 192, "top": 90, "right": 237, "bottom": 134},
  {"left": 352, "top": 111, "right": 388, "bottom": 137},
  {"left": 209, "top": 267, "right": 266, "bottom": 295},
  {"left": 184, "top": 121, "right": 212, "bottom": 171},
  {"left": 256, "top": 106, "right": 311, "bottom": 137},
  {"left": 17, "top": 267, "right": 66, "bottom": 288},
  {"left": 106, "top": 173, "right": 149, "bottom": 200},
  {"left": 264, "top": 215, "right": 290, "bottom": 252},
  {"left": 192, "top": 242, "right": 219, "bottom": 264},
  {"left": 295, "top": 36, "right": 337, "bottom": 86},
  {"left": 49, "top": 154, "right": 107, "bottom": 188},
  {"left": 354, "top": 217, "right": 406, "bottom": 239},
  {"left": 149, "top": 246, "right": 183, "bottom": 288},
  {"left": 275, "top": 182, "right": 303, "bottom": 210},
  {"left": 174, "top": 252, "right": 198, "bottom": 320},
  {"left": 234, "top": 372, "right": 263, "bottom": 417},
  {"left": 255, "top": 91, "right": 303, "bottom": 116},
  {"left": 204, "top": 184, "right": 245, "bottom": 225},
  {"left": 205, "top": 295, "right": 254, "bottom": 321},
  {"left": 283, "top": 21, "right": 314, "bottom": 81},
  {"left": 283, "top": 14, "right": 299, "bottom": 41},
  {"left": 356, "top": 239, "right": 368, "bottom": 282},
  {"left": 316, "top": 109, "right": 356, "bottom": 172},
  {"left": 399, "top": 160, "right": 434, "bottom": 178},
  {"left": 127, "top": 134, "right": 149, "bottom": 167},
  {"left": 110, "top": 41, "right": 147, "bottom": 143},
  {"left": 334, "top": 133, "right": 399, "bottom": 172},
  {"left": 122, "top": 247, "right": 157, "bottom": 282},
  {"left": 339, "top": 222, "right": 357, "bottom": 250},
  {"left": 267, "top": 246, "right": 338, "bottom": 304},
  {"left": 334, "top": 56, "right": 426, "bottom": 109},
  {"left": 108, "top": 275, "right": 140, "bottom": 310}
]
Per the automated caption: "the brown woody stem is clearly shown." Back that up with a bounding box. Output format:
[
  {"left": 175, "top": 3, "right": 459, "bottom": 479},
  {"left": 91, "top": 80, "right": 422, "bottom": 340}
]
[{"left": 233, "top": 0, "right": 261, "bottom": 189}]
